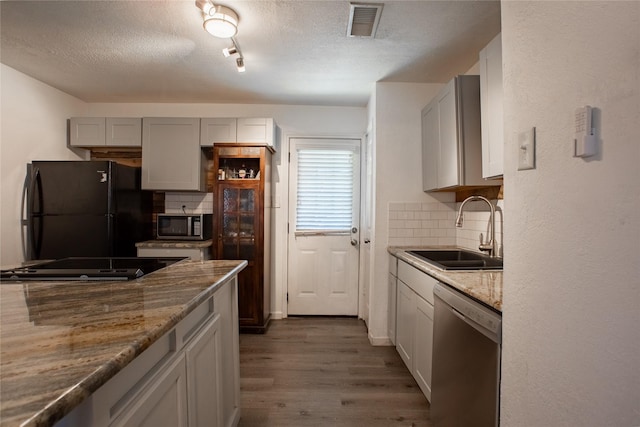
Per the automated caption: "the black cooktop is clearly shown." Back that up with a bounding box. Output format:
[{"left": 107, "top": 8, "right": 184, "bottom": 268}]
[{"left": 0, "top": 257, "right": 187, "bottom": 282}]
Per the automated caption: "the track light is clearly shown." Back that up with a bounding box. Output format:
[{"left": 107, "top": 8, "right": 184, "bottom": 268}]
[
  {"left": 236, "top": 57, "right": 246, "bottom": 73},
  {"left": 195, "top": 0, "right": 213, "bottom": 15},
  {"left": 222, "top": 45, "right": 238, "bottom": 57},
  {"left": 195, "top": 2, "right": 246, "bottom": 71},
  {"left": 201, "top": 4, "right": 238, "bottom": 38}
]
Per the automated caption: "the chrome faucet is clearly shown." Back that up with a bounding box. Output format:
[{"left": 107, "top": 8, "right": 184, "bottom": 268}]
[{"left": 456, "top": 195, "right": 497, "bottom": 257}]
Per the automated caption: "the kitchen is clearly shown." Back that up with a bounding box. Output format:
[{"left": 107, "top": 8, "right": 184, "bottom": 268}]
[{"left": 1, "top": 1, "right": 639, "bottom": 427}]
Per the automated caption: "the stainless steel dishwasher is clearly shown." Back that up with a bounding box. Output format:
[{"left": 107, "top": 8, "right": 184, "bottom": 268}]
[{"left": 431, "top": 283, "right": 502, "bottom": 427}]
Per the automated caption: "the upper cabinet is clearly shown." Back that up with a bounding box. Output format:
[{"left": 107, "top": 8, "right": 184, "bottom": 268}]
[
  {"left": 237, "top": 118, "right": 275, "bottom": 149},
  {"left": 421, "top": 75, "right": 486, "bottom": 191},
  {"left": 480, "top": 33, "right": 504, "bottom": 178},
  {"left": 70, "top": 117, "right": 142, "bottom": 147},
  {"left": 141, "top": 117, "right": 206, "bottom": 192},
  {"left": 200, "top": 118, "right": 276, "bottom": 150},
  {"left": 200, "top": 118, "right": 237, "bottom": 146}
]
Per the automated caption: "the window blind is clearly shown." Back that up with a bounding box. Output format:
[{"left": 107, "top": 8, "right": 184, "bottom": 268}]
[{"left": 296, "top": 149, "right": 354, "bottom": 231}]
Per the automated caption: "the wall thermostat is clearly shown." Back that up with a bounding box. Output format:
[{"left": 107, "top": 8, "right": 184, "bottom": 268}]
[{"left": 574, "top": 105, "right": 597, "bottom": 158}]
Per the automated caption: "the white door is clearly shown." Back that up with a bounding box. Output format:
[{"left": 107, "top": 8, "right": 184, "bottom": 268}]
[{"left": 287, "top": 138, "right": 361, "bottom": 315}]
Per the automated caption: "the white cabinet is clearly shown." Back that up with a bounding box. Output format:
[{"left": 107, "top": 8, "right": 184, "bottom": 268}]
[
  {"left": 137, "top": 247, "right": 211, "bottom": 261},
  {"left": 421, "top": 75, "right": 485, "bottom": 191},
  {"left": 395, "top": 260, "right": 436, "bottom": 401},
  {"left": 141, "top": 118, "right": 206, "bottom": 191},
  {"left": 480, "top": 33, "right": 504, "bottom": 178},
  {"left": 395, "top": 280, "right": 415, "bottom": 369},
  {"left": 237, "top": 118, "right": 275, "bottom": 149},
  {"left": 57, "top": 278, "right": 240, "bottom": 427},
  {"left": 413, "top": 296, "right": 434, "bottom": 401},
  {"left": 200, "top": 118, "right": 237, "bottom": 146},
  {"left": 388, "top": 256, "right": 398, "bottom": 345},
  {"left": 70, "top": 117, "right": 142, "bottom": 147},
  {"left": 110, "top": 354, "right": 189, "bottom": 427},
  {"left": 185, "top": 314, "right": 223, "bottom": 427}
]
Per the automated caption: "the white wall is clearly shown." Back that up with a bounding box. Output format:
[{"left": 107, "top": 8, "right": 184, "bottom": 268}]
[
  {"left": 500, "top": 2, "right": 640, "bottom": 426},
  {"left": 367, "top": 82, "right": 449, "bottom": 343},
  {"left": 0, "top": 65, "right": 88, "bottom": 266}
]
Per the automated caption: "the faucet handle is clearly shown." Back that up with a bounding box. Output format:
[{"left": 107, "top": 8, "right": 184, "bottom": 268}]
[{"left": 478, "top": 233, "right": 494, "bottom": 254}]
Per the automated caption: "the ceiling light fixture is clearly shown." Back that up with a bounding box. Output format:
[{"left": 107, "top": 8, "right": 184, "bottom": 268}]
[
  {"left": 202, "top": 4, "right": 239, "bottom": 38},
  {"left": 222, "top": 45, "right": 238, "bottom": 57},
  {"left": 236, "top": 57, "right": 246, "bottom": 73}
]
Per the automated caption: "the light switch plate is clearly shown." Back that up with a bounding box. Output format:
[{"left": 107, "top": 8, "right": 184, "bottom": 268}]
[{"left": 518, "top": 127, "right": 536, "bottom": 170}]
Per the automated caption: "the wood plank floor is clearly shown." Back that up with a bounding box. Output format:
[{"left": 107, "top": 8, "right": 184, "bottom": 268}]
[{"left": 238, "top": 317, "right": 432, "bottom": 426}]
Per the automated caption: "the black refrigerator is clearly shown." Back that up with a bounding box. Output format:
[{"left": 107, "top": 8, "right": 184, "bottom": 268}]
[{"left": 25, "top": 160, "right": 153, "bottom": 260}]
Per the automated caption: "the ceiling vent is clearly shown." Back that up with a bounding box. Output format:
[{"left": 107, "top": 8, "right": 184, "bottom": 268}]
[{"left": 347, "top": 3, "right": 383, "bottom": 38}]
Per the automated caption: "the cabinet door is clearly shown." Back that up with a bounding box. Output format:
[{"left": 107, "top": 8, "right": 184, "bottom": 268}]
[
  {"left": 437, "top": 80, "right": 460, "bottom": 188},
  {"left": 216, "top": 277, "right": 241, "bottom": 426},
  {"left": 218, "top": 185, "right": 258, "bottom": 261},
  {"left": 396, "top": 281, "right": 415, "bottom": 371},
  {"left": 414, "top": 296, "right": 434, "bottom": 402},
  {"left": 421, "top": 102, "right": 439, "bottom": 191},
  {"left": 200, "top": 118, "right": 237, "bottom": 146},
  {"left": 70, "top": 117, "right": 105, "bottom": 146},
  {"left": 106, "top": 118, "right": 142, "bottom": 147},
  {"left": 480, "top": 33, "right": 504, "bottom": 178},
  {"left": 141, "top": 118, "right": 204, "bottom": 191},
  {"left": 110, "top": 354, "right": 188, "bottom": 427},
  {"left": 388, "top": 273, "right": 397, "bottom": 345},
  {"left": 185, "top": 314, "right": 223, "bottom": 427},
  {"left": 236, "top": 118, "right": 274, "bottom": 147}
]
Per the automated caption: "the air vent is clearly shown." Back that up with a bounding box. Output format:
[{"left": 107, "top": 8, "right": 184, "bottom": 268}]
[{"left": 347, "top": 3, "right": 383, "bottom": 38}]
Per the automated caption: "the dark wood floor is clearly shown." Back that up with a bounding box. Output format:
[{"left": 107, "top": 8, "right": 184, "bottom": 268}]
[{"left": 238, "top": 317, "right": 432, "bottom": 426}]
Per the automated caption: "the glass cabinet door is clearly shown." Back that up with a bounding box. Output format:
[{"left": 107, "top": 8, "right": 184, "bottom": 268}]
[{"left": 220, "top": 186, "right": 256, "bottom": 261}]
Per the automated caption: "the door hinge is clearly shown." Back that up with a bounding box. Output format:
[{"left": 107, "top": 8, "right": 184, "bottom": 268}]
[
  {"left": 288, "top": 152, "right": 291, "bottom": 163},
  {"left": 286, "top": 292, "right": 289, "bottom": 303},
  {"left": 287, "top": 223, "right": 289, "bottom": 234}
]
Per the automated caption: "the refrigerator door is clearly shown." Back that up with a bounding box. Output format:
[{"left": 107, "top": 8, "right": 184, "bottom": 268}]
[
  {"left": 31, "top": 161, "right": 112, "bottom": 215},
  {"left": 32, "top": 214, "right": 112, "bottom": 259}
]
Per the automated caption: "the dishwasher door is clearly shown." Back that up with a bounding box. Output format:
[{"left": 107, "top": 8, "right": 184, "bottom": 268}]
[{"left": 431, "top": 283, "right": 502, "bottom": 427}]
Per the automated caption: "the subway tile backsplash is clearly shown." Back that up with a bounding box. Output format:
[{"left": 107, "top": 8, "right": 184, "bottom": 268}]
[
  {"left": 164, "top": 192, "right": 214, "bottom": 214},
  {"left": 388, "top": 199, "right": 504, "bottom": 256}
]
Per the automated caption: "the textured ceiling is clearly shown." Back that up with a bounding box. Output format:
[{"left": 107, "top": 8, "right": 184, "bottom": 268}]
[{"left": 0, "top": 1, "right": 501, "bottom": 107}]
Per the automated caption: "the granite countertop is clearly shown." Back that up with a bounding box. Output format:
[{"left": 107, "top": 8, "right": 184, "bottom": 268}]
[
  {"left": 388, "top": 246, "right": 503, "bottom": 312},
  {"left": 0, "top": 259, "right": 247, "bottom": 427},
  {"left": 135, "top": 239, "right": 213, "bottom": 248}
]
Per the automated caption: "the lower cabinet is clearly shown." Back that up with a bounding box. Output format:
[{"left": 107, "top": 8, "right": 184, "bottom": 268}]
[
  {"left": 388, "top": 255, "right": 398, "bottom": 345},
  {"left": 185, "top": 314, "right": 223, "bottom": 427},
  {"left": 111, "top": 354, "right": 189, "bottom": 427},
  {"left": 395, "top": 260, "right": 436, "bottom": 402},
  {"left": 137, "top": 246, "right": 212, "bottom": 261},
  {"left": 413, "top": 296, "right": 434, "bottom": 401},
  {"left": 57, "top": 278, "right": 240, "bottom": 427}
]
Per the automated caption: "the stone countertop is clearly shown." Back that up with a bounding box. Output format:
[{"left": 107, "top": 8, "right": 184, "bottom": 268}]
[
  {"left": 388, "top": 246, "right": 502, "bottom": 312},
  {"left": 135, "top": 239, "right": 213, "bottom": 248},
  {"left": 0, "top": 259, "right": 247, "bottom": 427}
]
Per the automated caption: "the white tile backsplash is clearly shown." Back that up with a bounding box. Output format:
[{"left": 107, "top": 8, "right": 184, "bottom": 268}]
[
  {"left": 388, "top": 198, "right": 504, "bottom": 256},
  {"left": 164, "top": 192, "right": 214, "bottom": 214}
]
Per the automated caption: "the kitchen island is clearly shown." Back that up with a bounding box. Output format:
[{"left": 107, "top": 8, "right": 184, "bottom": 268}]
[{"left": 0, "top": 259, "right": 246, "bottom": 427}]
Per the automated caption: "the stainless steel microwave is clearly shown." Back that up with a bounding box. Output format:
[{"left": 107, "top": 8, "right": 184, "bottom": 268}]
[{"left": 156, "top": 214, "right": 213, "bottom": 240}]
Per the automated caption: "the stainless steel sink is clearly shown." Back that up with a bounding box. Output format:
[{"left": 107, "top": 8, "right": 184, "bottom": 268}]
[{"left": 407, "top": 249, "right": 503, "bottom": 271}]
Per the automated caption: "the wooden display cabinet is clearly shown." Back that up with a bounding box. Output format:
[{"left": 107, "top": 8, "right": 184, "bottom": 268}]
[{"left": 212, "top": 145, "right": 272, "bottom": 333}]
